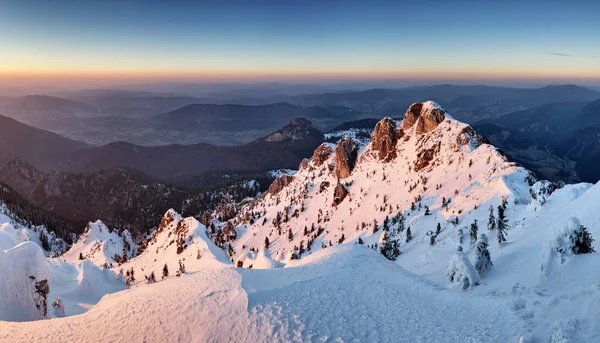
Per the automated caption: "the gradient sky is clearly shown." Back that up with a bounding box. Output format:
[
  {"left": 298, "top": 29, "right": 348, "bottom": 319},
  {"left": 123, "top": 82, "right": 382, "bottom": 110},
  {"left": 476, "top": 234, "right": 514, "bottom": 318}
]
[{"left": 1, "top": 0, "right": 599, "bottom": 85}]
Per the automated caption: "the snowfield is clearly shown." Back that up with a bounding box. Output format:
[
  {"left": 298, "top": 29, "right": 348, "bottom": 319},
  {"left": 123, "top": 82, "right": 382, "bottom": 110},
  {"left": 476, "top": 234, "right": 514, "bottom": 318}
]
[
  {"left": 0, "top": 245, "right": 535, "bottom": 342},
  {"left": 2, "top": 101, "right": 600, "bottom": 342}
]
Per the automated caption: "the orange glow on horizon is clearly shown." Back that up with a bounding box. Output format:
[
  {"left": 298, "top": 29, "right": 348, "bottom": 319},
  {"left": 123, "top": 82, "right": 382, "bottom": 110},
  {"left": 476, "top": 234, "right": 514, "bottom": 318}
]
[{"left": 2, "top": 69, "right": 600, "bottom": 85}]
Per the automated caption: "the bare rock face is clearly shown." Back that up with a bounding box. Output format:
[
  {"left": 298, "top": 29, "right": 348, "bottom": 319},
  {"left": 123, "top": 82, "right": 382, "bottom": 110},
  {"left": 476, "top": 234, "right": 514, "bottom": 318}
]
[
  {"left": 371, "top": 118, "right": 398, "bottom": 161},
  {"left": 333, "top": 181, "right": 349, "bottom": 206},
  {"left": 401, "top": 103, "right": 423, "bottom": 131},
  {"left": 310, "top": 144, "right": 333, "bottom": 167},
  {"left": 334, "top": 137, "right": 359, "bottom": 179},
  {"left": 268, "top": 175, "right": 294, "bottom": 195},
  {"left": 457, "top": 126, "right": 490, "bottom": 148},
  {"left": 402, "top": 102, "right": 446, "bottom": 135},
  {"left": 414, "top": 141, "right": 441, "bottom": 172}
]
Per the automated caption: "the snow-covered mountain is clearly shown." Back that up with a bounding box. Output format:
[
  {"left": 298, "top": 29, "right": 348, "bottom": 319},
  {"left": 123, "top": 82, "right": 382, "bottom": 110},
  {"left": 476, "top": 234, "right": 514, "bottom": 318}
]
[
  {"left": 231, "top": 101, "right": 534, "bottom": 267},
  {"left": 0, "top": 205, "right": 125, "bottom": 322},
  {"left": 2, "top": 101, "right": 600, "bottom": 342}
]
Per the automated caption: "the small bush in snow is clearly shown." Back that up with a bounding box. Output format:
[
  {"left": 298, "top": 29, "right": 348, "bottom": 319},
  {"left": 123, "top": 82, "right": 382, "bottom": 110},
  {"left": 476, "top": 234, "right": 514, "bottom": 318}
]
[{"left": 446, "top": 246, "right": 479, "bottom": 290}]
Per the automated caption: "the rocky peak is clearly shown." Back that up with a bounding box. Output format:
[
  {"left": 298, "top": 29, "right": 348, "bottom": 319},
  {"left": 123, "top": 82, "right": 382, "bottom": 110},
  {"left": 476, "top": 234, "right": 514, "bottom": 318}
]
[
  {"left": 334, "top": 137, "right": 359, "bottom": 179},
  {"left": 309, "top": 144, "right": 333, "bottom": 167},
  {"left": 264, "top": 117, "right": 322, "bottom": 142},
  {"left": 370, "top": 118, "right": 400, "bottom": 161},
  {"left": 401, "top": 101, "right": 446, "bottom": 135}
]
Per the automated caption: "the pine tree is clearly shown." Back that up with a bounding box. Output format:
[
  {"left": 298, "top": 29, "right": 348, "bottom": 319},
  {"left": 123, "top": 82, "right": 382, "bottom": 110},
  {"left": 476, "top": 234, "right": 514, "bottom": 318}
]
[
  {"left": 79, "top": 252, "right": 84, "bottom": 260},
  {"left": 430, "top": 233, "right": 436, "bottom": 246},
  {"left": 496, "top": 205, "right": 508, "bottom": 244},
  {"left": 373, "top": 219, "right": 379, "bottom": 233},
  {"left": 436, "top": 222, "right": 441, "bottom": 236},
  {"left": 162, "top": 264, "right": 169, "bottom": 279},
  {"left": 147, "top": 271, "right": 156, "bottom": 284},
  {"left": 129, "top": 268, "right": 135, "bottom": 282},
  {"left": 571, "top": 222, "right": 595, "bottom": 254},
  {"left": 474, "top": 234, "right": 493, "bottom": 275},
  {"left": 405, "top": 226, "right": 412, "bottom": 243},
  {"left": 264, "top": 237, "right": 270, "bottom": 249},
  {"left": 287, "top": 229, "right": 293, "bottom": 242},
  {"left": 39, "top": 232, "right": 50, "bottom": 251},
  {"left": 383, "top": 216, "right": 389, "bottom": 231},
  {"left": 487, "top": 205, "right": 496, "bottom": 231},
  {"left": 358, "top": 237, "right": 364, "bottom": 245},
  {"left": 457, "top": 228, "right": 464, "bottom": 245},
  {"left": 424, "top": 206, "right": 430, "bottom": 215},
  {"left": 470, "top": 220, "right": 478, "bottom": 246}
]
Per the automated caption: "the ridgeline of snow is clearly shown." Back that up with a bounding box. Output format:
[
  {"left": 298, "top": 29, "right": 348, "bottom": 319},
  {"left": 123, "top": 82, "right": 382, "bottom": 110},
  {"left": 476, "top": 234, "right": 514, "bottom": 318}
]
[
  {"left": 121, "top": 209, "right": 231, "bottom": 281},
  {"left": 1, "top": 212, "right": 128, "bottom": 321},
  {"left": 62, "top": 220, "right": 136, "bottom": 267}
]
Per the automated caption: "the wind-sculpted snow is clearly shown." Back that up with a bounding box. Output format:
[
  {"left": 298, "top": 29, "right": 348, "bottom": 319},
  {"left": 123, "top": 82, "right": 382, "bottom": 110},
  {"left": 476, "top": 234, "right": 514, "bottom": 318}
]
[
  {"left": 0, "top": 241, "right": 49, "bottom": 321},
  {"left": 0, "top": 245, "right": 528, "bottom": 342}
]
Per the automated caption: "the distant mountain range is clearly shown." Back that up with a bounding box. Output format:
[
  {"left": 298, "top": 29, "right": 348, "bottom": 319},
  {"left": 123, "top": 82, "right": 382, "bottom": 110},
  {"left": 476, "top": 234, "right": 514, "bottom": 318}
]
[{"left": 0, "top": 114, "right": 90, "bottom": 171}]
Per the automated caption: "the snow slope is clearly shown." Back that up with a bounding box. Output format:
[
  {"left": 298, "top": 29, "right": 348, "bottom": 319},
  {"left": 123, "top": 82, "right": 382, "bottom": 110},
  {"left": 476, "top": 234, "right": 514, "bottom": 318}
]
[
  {"left": 0, "top": 245, "right": 536, "bottom": 342},
  {"left": 62, "top": 220, "right": 136, "bottom": 267}
]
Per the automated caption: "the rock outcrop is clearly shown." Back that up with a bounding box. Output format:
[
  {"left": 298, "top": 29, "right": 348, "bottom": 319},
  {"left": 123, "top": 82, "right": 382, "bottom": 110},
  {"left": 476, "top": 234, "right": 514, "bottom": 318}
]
[
  {"left": 268, "top": 175, "right": 295, "bottom": 195},
  {"left": 402, "top": 101, "right": 446, "bottom": 135},
  {"left": 334, "top": 137, "right": 359, "bottom": 178},
  {"left": 457, "top": 125, "right": 490, "bottom": 148},
  {"left": 310, "top": 144, "right": 333, "bottom": 167},
  {"left": 371, "top": 118, "right": 399, "bottom": 161},
  {"left": 333, "top": 182, "right": 349, "bottom": 206}
]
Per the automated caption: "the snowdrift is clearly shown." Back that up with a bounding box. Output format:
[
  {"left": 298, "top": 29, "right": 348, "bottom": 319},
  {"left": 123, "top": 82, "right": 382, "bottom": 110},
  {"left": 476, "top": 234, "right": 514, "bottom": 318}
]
[{"left": 0, "top": 241, "right": 49, "bottom": 322}]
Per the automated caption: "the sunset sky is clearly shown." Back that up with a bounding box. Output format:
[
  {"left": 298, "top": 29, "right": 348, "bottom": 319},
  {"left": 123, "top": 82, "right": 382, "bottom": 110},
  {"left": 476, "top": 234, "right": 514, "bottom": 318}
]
[{"left": 1, "top": 0, "right": 599, "bottom": 86}]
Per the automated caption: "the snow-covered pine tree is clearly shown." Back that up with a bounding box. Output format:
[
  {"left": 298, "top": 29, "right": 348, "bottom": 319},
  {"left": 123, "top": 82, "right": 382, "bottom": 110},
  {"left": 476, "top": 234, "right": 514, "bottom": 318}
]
[
  {"left": 470, "top": 220, "right": 478, "bottom": 246},
  {"left": 405, "top": 226, "right": 412, "bottom": 243},
  {"left": 572, "top": 223, "right": 595, "bottom": 254},
  {"left": 287, "top": 229, "right": 293, "bottom": 242},
  {"left": 446, "top": 246, "right": 480, "bottom": 290},
  {"left": 264, "top": 237, "right": 270, "bottom": 249},
  {"left": 487, "top": 205, "right": 496, "bottom": 231},
  {"left": 496, "top": 205, "right": 508, "bottom": 244},
  {"left": 436, "top": 222, "right": 441, "bottom": 236},
  {"left": 457, "top": 228, "right": 464, "bottom": 245},
  {"left": 474, "top": 234, "right": 493, "bottom": 275},
  {"left": 162, "top": 264, "right": 169, "bottom": 279},
  {"left": 379, "top": 231, "right": 400, "bottom": 261}
]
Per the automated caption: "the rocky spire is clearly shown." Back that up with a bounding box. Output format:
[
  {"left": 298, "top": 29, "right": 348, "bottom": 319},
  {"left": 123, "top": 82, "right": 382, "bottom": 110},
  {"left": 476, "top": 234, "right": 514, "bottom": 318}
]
[{"left": 334, "top": 137, "right": 359, "bottom": 179}]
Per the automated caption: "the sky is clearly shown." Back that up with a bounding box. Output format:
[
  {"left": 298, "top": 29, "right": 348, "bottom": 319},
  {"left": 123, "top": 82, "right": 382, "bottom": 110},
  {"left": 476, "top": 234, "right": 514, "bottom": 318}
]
[{"left": 1, "top": 0, "right": 599, "bottom": 87}]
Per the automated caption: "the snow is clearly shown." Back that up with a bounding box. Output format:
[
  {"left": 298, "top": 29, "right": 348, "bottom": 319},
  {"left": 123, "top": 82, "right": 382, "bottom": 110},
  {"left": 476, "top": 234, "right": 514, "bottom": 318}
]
[
  {"left": 0, "top": 245, "right": 532, "bottom": 342},
  {"left": 268, "top": 169, "right": 297, "bottom": 178},
  {"left": 62, "top": 220, "right": 136, "bottom": 267},
  {"left": 0, "top": 241, "right": 49, "bottom": 322},
  {"left": 2, "top": 101, "right": 600, "bottom": 341}
]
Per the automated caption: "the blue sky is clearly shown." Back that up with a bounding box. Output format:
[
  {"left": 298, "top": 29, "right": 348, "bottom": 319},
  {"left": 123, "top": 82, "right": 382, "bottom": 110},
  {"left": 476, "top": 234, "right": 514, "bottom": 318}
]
[{"left": 1, "top": 0, "right": 599, "bottom": 84}]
